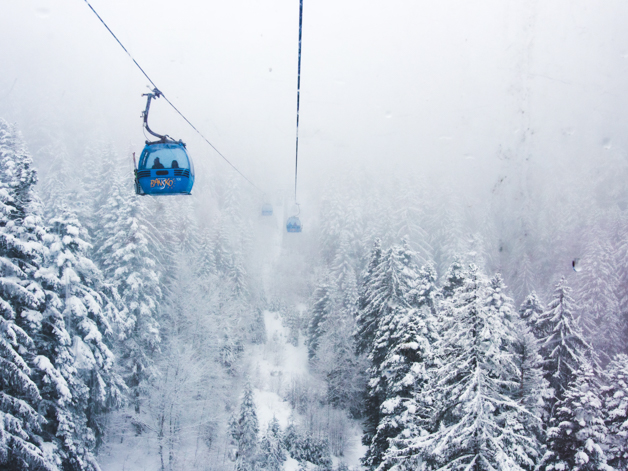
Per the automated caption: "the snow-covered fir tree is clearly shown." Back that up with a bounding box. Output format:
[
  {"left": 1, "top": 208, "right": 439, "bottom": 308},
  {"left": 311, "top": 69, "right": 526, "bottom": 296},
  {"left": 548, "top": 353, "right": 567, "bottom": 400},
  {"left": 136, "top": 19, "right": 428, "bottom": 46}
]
[
  {"left": 616, "top": 219, "right": 628, "bottom": 350},
  {"left": 282, "top": 305, "right": 301, "bottom": 348},
  {"left": 283, "top": 422, "right": 332, "bottom": 469},
  {"left": 307, "top": 232, "right": 365, "bottom": 415},
  {"left": 602, "top": 353, "right": 628, "bottom": 470},
  {"left": 354, "top": 238, "right": 383, "bottom": 355},
  {"left": 94, "top": 172, "right": 162, "bottom": 414},
  {"left": 371, "top": 303, "right": 438, "bottom": 471},
  {"left": 230, "top": 381, "right": 259, "bottom": 471},
  {"left": 535, "top": 277, "right": 591, "bottom": 413},
  {"left": 386, "top": 265, "right": 539, "bottom": 471},
  {"left": 518, "top": 291, "right": 545, "bottom": 337},
  {"left": 539, "top": 362, "right": 611, "bottom": 471},
  {"left": 575, "top": 226, "right": 622, "bottom": 363},
  {"left": 511, "top": 316, "right": 549, "bottom": 442},
  {"left": 440, "top": 257, "right": 466, "bottom": 301},
  {"left": 0, "top": 118, "right": 59, "bottom": 470},
  {"left": 40, "top": 207, "right": 124, "bottom": 450},
  {"left": 361, "top": 242, "right": 422, "bottom": 470},
  {"left": 407, "top": 261, "right": 440, "bottom": 316},
  {"left": 307, "top": 273, "right": 334, "bottom": 360},
  {"left": 32, "top": 207, "right": 120, "bottom": 470},
  {"left": 250, "top": 308, "right": 267, "bottom": 345},
  {"left": 257, "top": 417, "right": 286, "bottom": 471},
  {"left": 512, "top": 252, "right": 537, "bottom": 305}
]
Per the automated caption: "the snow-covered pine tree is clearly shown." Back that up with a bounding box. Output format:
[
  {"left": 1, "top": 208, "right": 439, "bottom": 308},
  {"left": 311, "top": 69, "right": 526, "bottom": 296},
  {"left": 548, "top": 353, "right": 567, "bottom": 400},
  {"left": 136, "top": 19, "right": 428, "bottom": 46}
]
[
  {"left": 512, "top": 252, "right": 537, "bottom": 305},
  {"left": 0, "top": 118, "right": 59, "bottom": 470},
  {"left": 257, "top": 417, "right": 286, "bottom": 471},
  {"left": 516, "top": 291, "right": 549, "bottom": 433},
  {"left": 433, "top": 258, "right": 468, "bottom": 338},
  {"left": 94, "top": 172, "right": 162, "bottom": 414},
  {"left": 77, "top": 143, "right": 120, "bottom": 234},
  {"left": 219, "top": 323, "right": 244, "bottom": 376},
  {"left": 539, "top": 362, "right": 611, "bottom": 471},
  {"left": 518, "top": 291, "right": 545, "bottom": 337},
  {"left": 172, "top": 199, "right": 201, "bottom": 256},
  {"left": 307, "top": 273, "right": 334, "bottom": 360},
  {"left": 39, "top": 207, "right": 124, "bottom": 453},
  {"left": 388, "top": 265, "right": 539, "bottom": 471},
  {"left": 37, "top": 141, "right": 76, "bottom": 221},
  {"left": 535, "top": 277, "right": 591, "bottom": 411},
  {"left": 371, "top": 262, "right": 443, "bottom": 469},
  {"left": 407, "top": 261, "right": 440, "bottom": 316},
  {"left": 196, "top": 226, "right": 217, "bottom": 280},
  {"left": 361, "top": 242, "right": 422, "bottom": 470},
  {"left": 575, "top": 226, "right": 621, "bottom": 363},
  {"left": 301, "top": 433, "right": 333, "bottom": 470},
  {"left": 511, "top": 318, "right": 548, "bottom": 450},
  {"left": 31, "top": 282, "right": 85, "bottom": 471},
  {"left": 283, "top": 423, "right": 332, "bottom": 469},
  {"left": 484, "top": 274, "right": 516, "bottom": 344},
  {"left": 282, "top": 421, "right": 300, "bottom": 458},
  {"left": 155, "top": 198, "right": 201, "bottom": 290},
  {"left": 214, "top": 175, "right": 253, "bottom": 303},
  {"left": 323, "top": 334, "right": 367, "bottom": 418},
  {"left": 616, "top": 218, "right": 628, "bottom": 352},
  {"left": 354, "top": 238, "right": 382, "bottom": 355},
  {"left": 489, "top": 278, "right": 547, "bottom": 461},
  {"left": 331, "top": 231, "right": 360, "bottom": 315},
  {"left": 370, "top": 302, "right": 438, "bottom": 471},
  {"left": 230, "top": 381, "right": 259, "bottom": 471},
  {"left": 229, "top": 254, "right": 250, "bottom": 302},
  {"left": 602, "top": 353, "right": 628, "bottom": 470},
  {"left": 309, "top": 232, "right": 365, "bottom": 414},
  {"left": 212, "top": 221, "right": 232, "bottom": 276},
  {"left": 282, "top": 305, "right": 301, "bottom": 347},
  {"left": 250, "top": 308, "right": 267, "bottom": 345},
  {"left": 440, "top": 257, "right": 466, "bottom": 300}
]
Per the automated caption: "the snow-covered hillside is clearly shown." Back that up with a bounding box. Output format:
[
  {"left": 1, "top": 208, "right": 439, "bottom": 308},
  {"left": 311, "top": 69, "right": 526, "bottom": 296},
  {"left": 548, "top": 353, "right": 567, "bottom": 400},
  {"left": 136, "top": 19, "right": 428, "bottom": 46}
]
[{"left": 1, "top": 118, "right": 628, "bottom": 471}]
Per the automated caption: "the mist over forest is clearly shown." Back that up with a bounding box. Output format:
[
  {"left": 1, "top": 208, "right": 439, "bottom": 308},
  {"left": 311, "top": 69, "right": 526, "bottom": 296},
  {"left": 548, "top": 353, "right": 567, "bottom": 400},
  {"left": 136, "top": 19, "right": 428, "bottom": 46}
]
[{"left": 1, "top": 1, "right": 628, "bottom": 470}]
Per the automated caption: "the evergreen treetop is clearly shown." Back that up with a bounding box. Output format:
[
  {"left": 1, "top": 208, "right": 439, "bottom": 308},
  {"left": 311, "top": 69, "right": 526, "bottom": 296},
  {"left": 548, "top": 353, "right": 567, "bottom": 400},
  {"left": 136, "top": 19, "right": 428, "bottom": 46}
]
[{"left": 535, "top": 277, "right": 591, "bottom": 403}]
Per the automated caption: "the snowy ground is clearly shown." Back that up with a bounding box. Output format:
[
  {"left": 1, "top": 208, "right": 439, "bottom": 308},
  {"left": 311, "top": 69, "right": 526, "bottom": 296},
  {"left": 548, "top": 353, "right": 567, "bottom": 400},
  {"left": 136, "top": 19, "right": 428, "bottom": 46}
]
[
  {"left": 248, "top": 310, "right": 309, "bottom": 430},
  {"left": 248, "top": 311, "right": 366, "bottom": 471},
  {"left": 97, "top": 309, "right": 365, "bottom": 471}
]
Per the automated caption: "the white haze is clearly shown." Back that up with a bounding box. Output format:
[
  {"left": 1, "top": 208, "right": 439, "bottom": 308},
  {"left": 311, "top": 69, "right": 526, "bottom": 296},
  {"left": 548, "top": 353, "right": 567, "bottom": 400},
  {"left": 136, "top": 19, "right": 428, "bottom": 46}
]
[
  {"left": 1, "top": 0, "right": 627, "bottom": 265},
  {"left": 2, "top": 2, "right": 627, "bottom": 174}
]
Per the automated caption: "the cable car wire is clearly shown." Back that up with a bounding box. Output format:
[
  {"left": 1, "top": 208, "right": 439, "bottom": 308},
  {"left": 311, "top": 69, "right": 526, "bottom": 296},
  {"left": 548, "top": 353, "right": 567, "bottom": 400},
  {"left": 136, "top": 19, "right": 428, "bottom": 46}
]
[
  {"left": 294, "top": 0, "right": 304, "bottom": 204},
  {"left": 81, "top": 0, "right": 263, "bottom": 193}
]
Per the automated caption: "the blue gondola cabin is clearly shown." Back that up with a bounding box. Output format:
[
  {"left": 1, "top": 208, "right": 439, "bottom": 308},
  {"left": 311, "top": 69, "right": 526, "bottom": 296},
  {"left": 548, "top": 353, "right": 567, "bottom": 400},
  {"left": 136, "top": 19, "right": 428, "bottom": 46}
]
[
  {"left": 135, "top": 142, "right": 195, "bottom": 195},
  {"left": 262, "top": 203, "right": 273, "bottom": 216},
  {"left": 286, "top": 216, "right": 302, "bottom": 233}
]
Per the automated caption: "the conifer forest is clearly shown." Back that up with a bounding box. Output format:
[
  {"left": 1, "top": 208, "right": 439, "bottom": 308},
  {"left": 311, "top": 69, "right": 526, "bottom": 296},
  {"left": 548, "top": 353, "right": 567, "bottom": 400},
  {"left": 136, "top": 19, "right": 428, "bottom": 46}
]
[{"left": 2, "top": 1, "right": 628, "bottom": 470}]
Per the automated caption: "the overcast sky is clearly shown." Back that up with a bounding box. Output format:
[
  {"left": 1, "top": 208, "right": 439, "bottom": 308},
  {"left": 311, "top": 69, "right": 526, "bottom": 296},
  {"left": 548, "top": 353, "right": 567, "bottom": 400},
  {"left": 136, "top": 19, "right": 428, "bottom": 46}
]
[{"left": 1, "top": 0, "right": 627, "bottom": 210}]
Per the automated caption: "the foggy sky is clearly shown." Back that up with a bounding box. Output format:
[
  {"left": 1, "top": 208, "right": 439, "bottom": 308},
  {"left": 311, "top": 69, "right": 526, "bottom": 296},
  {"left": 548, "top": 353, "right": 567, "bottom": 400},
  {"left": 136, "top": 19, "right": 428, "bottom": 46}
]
[{"left": 1, "top": 0, "right": 627, "bottom": 214}]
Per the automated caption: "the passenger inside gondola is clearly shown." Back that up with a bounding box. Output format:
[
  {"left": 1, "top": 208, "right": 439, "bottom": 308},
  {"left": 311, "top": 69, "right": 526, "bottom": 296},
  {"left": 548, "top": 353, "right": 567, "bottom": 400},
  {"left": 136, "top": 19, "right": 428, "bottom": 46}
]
[
  {"left": 172, "top": 160, "right": 179, "bottom": 168},
  {"left": 152, "top": 157, "right": 165, "bottom": 169}
]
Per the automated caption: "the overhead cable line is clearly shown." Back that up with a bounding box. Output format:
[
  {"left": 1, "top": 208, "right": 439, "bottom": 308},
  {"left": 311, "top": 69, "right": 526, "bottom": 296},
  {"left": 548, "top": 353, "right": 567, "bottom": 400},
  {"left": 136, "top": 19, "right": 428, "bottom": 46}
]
[
  {"left": 81, "top": 0, "right": 263, "bottom": 193},
  {"left": 294, "top": 0, "right": 304, "bottom": 204}
]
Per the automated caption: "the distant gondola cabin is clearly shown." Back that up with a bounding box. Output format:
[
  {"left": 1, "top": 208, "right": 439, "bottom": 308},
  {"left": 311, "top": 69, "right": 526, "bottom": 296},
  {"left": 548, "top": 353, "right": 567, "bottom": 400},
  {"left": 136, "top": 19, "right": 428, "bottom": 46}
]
[
  {"left": 286, "top": 216, "right": 302, "bottom": 233},
  {"left": 135, "top": 142, "right": 195, "bottom": 195},
  {"left": 262, "top": 203, "right": 273, "bottom": 216}
]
